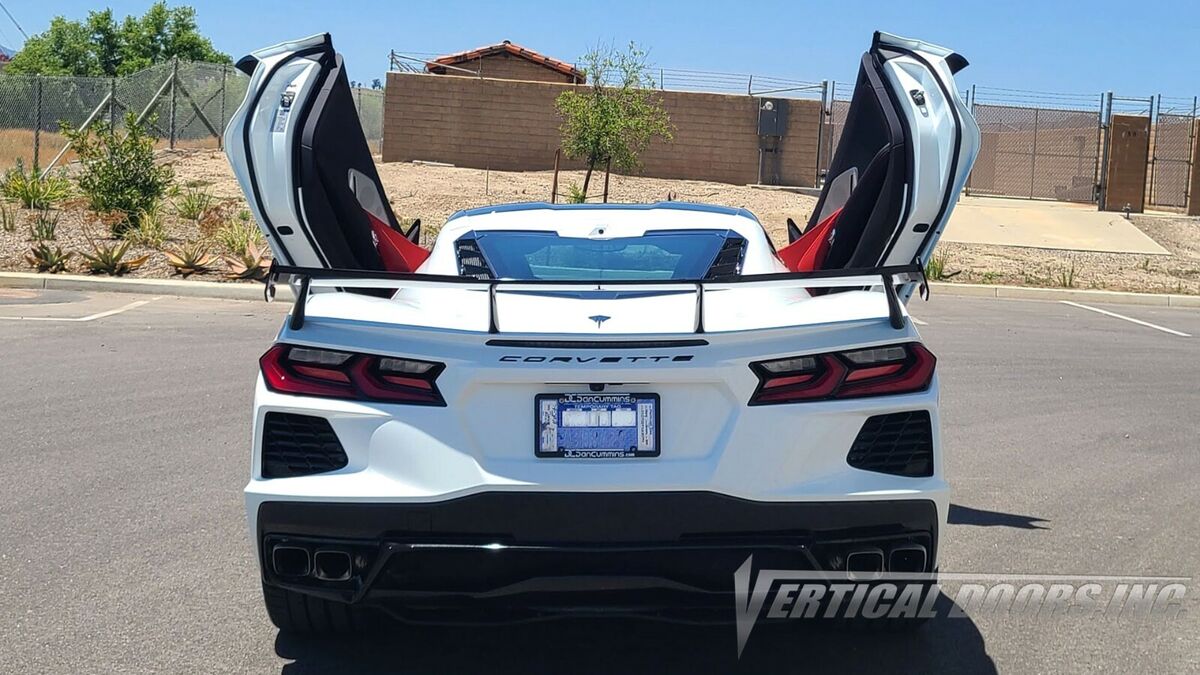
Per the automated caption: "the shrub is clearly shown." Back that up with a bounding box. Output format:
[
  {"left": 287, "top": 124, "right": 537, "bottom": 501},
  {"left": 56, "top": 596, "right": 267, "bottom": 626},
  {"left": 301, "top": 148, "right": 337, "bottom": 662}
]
[
  {"left": 62, "top": 114, "right": 174, "bottom": 237},
  {"left": 126, "top": 205, "right": 168, "bottom": 248},
  {"left": 925, "top": 253, "right": 947, "bottom": 281},
  {"left": 25, "top": 243, "right": 74, "bottom": 273},
  {"left": 2, "top": 159, "right": 71, "bottom": 209},
  {"left": 1, "top": 203, "right": 16, "bottom": 232},
  {"left": 28, "top": 210, "right": 60, "bottom": 241},
  {"left": 565, "top": 183, "right": 588, "bottom": 204},
  {"left": 174, "top": 185, "right": 215, "bottom": 222},
  {"left": 213, "top": 214, "right": 266, "bottom": 256},
  {"left": 1057, "top": 260, "right": 1078, "bottom": 288},
  {"left": 81, "top": 240, "right": 149, "bottom": 275}
]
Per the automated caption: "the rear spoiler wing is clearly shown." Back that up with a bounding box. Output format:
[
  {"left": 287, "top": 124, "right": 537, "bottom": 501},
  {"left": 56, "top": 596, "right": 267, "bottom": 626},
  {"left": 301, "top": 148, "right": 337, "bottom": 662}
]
[{"left": 264, "top": 262, "right": 929, "bottom": 334}]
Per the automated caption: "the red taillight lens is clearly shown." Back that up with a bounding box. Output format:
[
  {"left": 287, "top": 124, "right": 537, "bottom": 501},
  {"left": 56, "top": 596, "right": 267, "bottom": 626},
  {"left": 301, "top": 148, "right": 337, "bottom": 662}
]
[
  {"left": 749, "top": 343, "right": 935, "bottom": 405},
  {"left": 260, "top": 344, "right": 445, "bottom": 406}
]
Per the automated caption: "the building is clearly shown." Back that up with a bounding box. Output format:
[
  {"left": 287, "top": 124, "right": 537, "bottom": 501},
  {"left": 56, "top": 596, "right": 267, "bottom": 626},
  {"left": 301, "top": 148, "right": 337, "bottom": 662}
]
[{"left": 425, "top": 41, "right": 584, "bottom": 84}]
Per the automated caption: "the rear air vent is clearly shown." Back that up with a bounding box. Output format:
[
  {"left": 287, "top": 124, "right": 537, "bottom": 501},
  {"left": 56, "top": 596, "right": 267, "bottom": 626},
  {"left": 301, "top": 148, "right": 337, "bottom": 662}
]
[
  {"left": 455, "top": 238, "right": 494, "bottom": 279},
  {"left": 704, "top": 236, "right": 747, "bottom": 279},
  {"left": 262, "top": 413, "right": 348, "bottom": 479},
  {"left": 846, "top": 411, "right": 933, "bottom": 477}
]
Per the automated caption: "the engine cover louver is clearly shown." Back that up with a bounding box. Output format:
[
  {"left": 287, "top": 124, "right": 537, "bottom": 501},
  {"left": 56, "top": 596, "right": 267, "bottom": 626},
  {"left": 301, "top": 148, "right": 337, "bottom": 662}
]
[
  {"left": 704, "top": 236, "right": 747, "bottom": 279},
  {"left": 846, "top": 411, "right": 933, "bottom": 477},
  {"left": 455, "top": 238, "right": 494, "bottom": 279},
  {"left": 262, "top": 412, "right": 348, "bottom": 479}
]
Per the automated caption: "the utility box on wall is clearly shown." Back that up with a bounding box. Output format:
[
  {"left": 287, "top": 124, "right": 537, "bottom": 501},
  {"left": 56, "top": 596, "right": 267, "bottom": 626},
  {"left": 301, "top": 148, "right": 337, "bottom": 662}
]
[
  {"left": 757, "top": 98, "right": 789, "bottom": 185},
  {"left": 757, "top": 98, "right": 789, "bottom": 136}
]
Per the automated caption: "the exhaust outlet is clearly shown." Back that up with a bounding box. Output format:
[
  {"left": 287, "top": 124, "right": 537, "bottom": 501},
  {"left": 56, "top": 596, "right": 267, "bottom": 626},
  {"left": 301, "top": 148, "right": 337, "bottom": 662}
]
[
  {"left": 889, "top": 545, "right": 928, "bottom": 574},
  {"left": 272, "top": 545, "right": 311, "bottom": 577},
  {"left": 313, "top": 549, "right": 353, "bottom": 582},
  {"left": 845, "top": 547, "right": 885, "bottom": 580}
]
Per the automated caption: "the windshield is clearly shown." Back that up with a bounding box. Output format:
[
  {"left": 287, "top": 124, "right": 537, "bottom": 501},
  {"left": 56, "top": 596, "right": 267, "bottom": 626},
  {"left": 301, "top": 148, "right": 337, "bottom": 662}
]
[{"left": 466, "top": 230, "right": 738, "bottom": 280}]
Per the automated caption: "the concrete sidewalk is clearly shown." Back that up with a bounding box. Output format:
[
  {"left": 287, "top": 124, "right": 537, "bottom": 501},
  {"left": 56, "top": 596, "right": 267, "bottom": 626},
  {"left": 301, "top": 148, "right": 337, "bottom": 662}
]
[{"left": 941, "top": 196, "right": 1171, "bottom": 255}]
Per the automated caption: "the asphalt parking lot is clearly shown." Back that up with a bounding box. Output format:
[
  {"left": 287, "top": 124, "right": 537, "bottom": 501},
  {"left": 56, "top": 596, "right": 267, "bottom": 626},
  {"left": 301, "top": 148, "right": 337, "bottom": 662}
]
[{"left": 0, "top": 287, "right": 1197, "bottom": 673}]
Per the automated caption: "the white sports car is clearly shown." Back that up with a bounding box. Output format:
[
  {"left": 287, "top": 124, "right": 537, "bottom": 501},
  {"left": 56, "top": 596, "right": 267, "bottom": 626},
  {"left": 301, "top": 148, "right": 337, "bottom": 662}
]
[{"left": 226, "top": 31, "right": 979, "bottom": 632}]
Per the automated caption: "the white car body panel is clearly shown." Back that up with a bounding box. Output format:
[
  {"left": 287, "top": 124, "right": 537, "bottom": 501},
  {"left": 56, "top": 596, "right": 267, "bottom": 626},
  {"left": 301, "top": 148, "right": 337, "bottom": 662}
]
[{"left": 223, "top": 32, "right": 977, "bottom": 612}]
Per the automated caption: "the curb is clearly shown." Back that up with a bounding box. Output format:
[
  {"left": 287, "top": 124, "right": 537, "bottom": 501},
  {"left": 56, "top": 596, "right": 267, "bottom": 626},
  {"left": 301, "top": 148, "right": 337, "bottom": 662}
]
[
  {"left": 0, "top": 271, "right": 294, "bottom": 301},
  {"left": 1, "top": 271, "right": 1196, "bottom": 308},
  {"left": 929, "top": 281, "right": 1200, "bottom": 308}
]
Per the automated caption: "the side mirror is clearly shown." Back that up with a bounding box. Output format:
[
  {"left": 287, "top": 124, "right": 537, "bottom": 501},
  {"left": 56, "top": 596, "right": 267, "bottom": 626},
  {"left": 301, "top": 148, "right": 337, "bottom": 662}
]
[
  {"left": 786, "top": 217, "right": 802, "bottom": 244},
  {"left": 404, "top": 218, "right": 421, "bottom": 244}
]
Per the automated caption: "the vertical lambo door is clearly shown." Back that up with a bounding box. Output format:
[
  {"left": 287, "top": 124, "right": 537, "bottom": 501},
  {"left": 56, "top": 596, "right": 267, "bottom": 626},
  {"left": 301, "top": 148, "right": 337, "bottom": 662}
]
[
  {"left": 224, "top": 34, "right": 427, "bottom": 273},
  {"left": 783, "top": 32, "right": 980, "bottom": 279}
]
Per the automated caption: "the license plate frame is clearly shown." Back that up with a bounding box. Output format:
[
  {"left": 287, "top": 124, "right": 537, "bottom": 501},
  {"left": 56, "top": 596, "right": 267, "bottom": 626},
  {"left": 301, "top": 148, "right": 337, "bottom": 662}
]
[{"left": 535, "top": 393, "right": 660, "bottom": 459}]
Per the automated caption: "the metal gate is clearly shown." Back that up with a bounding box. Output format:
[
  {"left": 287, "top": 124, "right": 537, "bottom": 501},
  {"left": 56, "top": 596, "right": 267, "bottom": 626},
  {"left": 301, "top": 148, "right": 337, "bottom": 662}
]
[
  {"left": 967, "top": 96, "right": 1104, "bottom": 203},
  {"left": 1147, "top": 96, "right": 1197, "bottom": 209}
]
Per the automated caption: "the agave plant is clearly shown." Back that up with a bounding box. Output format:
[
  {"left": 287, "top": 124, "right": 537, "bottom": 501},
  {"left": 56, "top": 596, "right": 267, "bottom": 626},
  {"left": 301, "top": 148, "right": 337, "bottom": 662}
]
[
  {"left": 25, "top": 243, "right": 74, "bottom": 273},
  {"left": 224, "top": 241, "right": 271, "bottom": 280},
  {"left": 164, "top": 241, "right": 218, "bottom": 277},
  {"left": 81, "top": 240, "right": 150, "bottom": 276}
]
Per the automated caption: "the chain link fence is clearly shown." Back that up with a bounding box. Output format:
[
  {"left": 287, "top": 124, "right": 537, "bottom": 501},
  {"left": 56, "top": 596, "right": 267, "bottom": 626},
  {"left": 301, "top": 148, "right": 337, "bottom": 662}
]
[
  {"left": 0, "top": 59, "right": 384, "bottom": 172},
  {"left": 1148, "top": 96, "right": 1198, "bottom": 209}
]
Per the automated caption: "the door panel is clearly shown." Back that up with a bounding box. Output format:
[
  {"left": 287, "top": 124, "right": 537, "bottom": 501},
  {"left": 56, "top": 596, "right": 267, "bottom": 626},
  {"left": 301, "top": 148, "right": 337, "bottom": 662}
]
[
  {"left": 224, "top": 34, "right": 428, "bottom": 272},
  {"left": 803, "top": 32, "right": 980, "bottom": 279}
]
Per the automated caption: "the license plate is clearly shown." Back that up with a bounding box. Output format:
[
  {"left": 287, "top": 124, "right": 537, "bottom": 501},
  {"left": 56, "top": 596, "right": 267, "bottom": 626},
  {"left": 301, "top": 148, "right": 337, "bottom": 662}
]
[{"left": 535, "top": 393, "right": 660, "bottom": 458}]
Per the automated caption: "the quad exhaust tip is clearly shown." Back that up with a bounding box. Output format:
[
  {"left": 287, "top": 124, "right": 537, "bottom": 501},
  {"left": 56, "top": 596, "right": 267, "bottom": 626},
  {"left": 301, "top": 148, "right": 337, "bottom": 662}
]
[
  {"left": 271, "top": 545, "right": 311, "bottom": 578},
  {"left": 313, "top": 549, "right": 353, "bottom": 582},
  {"left": 889, "top": 544, "right": 928, "bottom": 574},
  {"left": 845, "top": 547, "right": 885, "bottom": 580}
]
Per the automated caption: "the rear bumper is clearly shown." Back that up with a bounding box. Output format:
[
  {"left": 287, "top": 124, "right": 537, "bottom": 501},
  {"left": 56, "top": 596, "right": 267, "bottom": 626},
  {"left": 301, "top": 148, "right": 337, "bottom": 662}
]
[{"left": 257, "top": 492, "right": 939, "bottom": 612}]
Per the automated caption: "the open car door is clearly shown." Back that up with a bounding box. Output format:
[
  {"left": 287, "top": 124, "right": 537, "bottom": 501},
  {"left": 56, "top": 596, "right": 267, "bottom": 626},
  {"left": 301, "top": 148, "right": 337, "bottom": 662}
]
[
  {"left": 782, "top": 32, "right": 979, "bottom": 282},
  {"left": 224, "top": 34, "right": 428, "bottom": 272}
]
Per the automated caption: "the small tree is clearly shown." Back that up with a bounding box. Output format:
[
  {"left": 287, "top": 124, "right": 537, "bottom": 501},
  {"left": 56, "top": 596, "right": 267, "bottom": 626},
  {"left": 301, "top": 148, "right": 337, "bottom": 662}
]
[
  {"left": 555, "top": 42, "right": 673, "bottom": 198},
  {"left": 63, "top": 113, "right": 175, "bottom": 236}
]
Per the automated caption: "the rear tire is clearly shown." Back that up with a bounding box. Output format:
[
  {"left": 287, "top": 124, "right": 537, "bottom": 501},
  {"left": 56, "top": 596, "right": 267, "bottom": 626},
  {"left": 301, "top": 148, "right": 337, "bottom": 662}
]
[{"left": 262, "top": 583, "right": 374, "bottom": 634}]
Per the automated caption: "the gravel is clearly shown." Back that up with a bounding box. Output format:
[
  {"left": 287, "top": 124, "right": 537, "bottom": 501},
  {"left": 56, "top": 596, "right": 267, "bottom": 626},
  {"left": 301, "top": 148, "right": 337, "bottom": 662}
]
[{"left": 3, "top": 149, "right": 1197, "bottom": 295}]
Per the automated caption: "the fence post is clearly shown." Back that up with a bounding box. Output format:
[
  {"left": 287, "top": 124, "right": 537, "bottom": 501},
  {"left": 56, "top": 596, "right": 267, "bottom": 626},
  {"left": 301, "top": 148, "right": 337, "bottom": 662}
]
[
  {"left": 109, "top": 77, "right": 117, "bottom": 127},
  {"left": 1029, "top": 107, "right": 1039, "bottom": 199},
  {"left": 169, "top": 58, "right": 179, "bottom": 149},
  {"left": 1148, "top": 94, "right": 1160, "bottom": 204},
  {"left": 814, "top": 80, "right": 829, "bottom": 184},
  {"left": 1186, "top": 96, "right": 1198, "bottom": 210},
  {"left": 965, "top": 85, "right": 977, "bottom": 195},
  {"left": 1098, "top": 92, "right": 1114, "bottom": 209},
  {"left": 219, "top": 64, "right": 228, "bottom": 149},
  {"left": 32, "top": 76, "right": 42, "bottom": 169}
]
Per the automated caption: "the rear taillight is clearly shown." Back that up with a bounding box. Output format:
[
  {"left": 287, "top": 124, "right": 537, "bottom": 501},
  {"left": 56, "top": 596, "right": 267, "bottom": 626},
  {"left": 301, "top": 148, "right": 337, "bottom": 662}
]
[
  {"left": 749, "top": 343, "right": 935, "bottom": 405},
  {"left": 260, "top": 344, "right": 445, "bottom": 406}
]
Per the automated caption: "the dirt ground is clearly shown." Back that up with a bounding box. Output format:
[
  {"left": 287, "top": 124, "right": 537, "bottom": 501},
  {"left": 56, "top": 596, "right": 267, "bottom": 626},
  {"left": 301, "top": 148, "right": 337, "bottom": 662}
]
[{"left": 2, "top": 149, "right": 1198, "bottom": 295}]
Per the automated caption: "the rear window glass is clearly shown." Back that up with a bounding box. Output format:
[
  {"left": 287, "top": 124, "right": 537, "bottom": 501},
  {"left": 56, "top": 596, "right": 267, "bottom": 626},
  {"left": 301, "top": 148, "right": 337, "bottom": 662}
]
[{"left": 466, "top": 230, "right": 737, "bottom": 280}]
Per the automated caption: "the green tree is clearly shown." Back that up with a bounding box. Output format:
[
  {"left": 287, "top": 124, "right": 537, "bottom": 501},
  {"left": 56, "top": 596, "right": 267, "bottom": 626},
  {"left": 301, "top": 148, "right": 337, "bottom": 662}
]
[
  {"left": 554, "top": 42, "right": 673, "bottom": 197},
  {"left": 6, "top": 3, "right": 230, "bottom": 77}
]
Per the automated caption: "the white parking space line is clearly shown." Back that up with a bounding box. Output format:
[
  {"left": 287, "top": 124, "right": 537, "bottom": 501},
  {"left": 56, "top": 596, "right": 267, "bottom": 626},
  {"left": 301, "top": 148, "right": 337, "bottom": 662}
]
[
  {"left": 1059, "top": 300, "right": 1191, "bottom": 337},
  {"left": 910, "top": 316, "right": 929, "bottom": 326},
  {"left": 0, "top": 298, "right": 159, "bottom": 322}
]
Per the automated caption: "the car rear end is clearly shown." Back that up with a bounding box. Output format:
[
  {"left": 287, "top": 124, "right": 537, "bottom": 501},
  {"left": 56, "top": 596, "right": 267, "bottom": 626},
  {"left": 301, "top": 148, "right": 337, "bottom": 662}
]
[{"left": 247, "top": 277, "right": 945, "bottom": 624}]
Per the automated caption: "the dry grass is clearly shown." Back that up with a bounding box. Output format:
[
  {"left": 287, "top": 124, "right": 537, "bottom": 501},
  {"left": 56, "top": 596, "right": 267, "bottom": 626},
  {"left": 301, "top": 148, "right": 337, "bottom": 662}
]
[{"left": 0, "top": 129, "right": 218, "bottom": 173}]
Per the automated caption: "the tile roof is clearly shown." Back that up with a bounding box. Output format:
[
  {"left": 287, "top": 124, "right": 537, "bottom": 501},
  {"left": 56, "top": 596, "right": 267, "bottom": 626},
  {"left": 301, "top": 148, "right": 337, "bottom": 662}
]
[{"left": 426, "top": 41, "right": 584, "bottom": 81}]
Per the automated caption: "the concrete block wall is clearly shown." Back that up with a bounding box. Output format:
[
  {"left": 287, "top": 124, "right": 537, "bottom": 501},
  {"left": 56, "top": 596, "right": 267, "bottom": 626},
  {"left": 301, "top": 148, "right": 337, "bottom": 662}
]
[{"left": 382, "top": 72, "right": 822, "bottom": 187}]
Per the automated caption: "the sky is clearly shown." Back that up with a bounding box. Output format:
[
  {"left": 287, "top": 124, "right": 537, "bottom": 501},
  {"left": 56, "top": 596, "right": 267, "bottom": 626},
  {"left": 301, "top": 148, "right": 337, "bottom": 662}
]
[{"left": 2, "top": 0, "right": 1199, "bottom": 101}]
